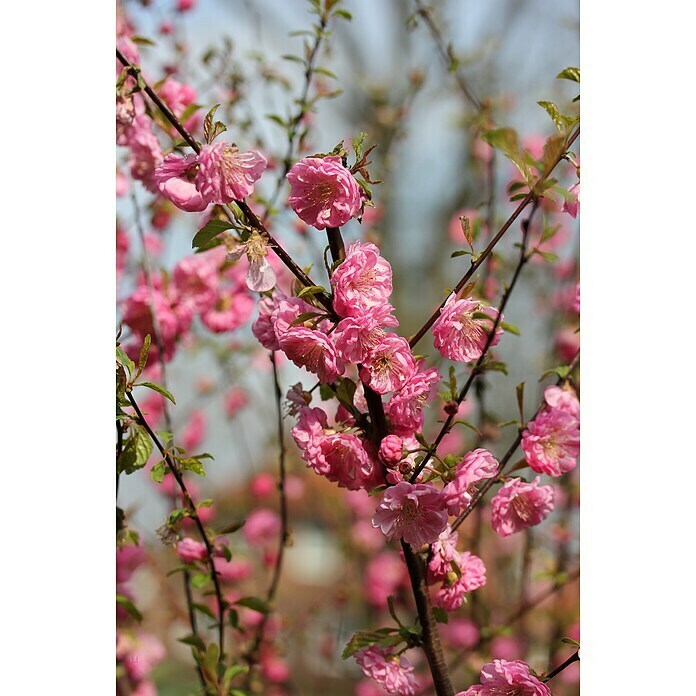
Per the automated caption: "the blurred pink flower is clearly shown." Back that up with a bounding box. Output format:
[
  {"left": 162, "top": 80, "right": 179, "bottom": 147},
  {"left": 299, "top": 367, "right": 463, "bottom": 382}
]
[
  {"left": 176, "top": 538, "right": 207, "bottom": 563},
  {"left": 243, "top": 508, "right": 281, "bottom": 546}
]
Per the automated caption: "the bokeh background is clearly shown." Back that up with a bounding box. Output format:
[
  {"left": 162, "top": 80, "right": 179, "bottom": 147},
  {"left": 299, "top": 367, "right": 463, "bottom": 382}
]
[{"left": 117, "top": 0, "right": 580, "bottom": 693}]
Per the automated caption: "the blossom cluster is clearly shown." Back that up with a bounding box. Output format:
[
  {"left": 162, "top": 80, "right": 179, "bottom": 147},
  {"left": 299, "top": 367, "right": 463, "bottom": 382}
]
[{"left": 121, "top": 246, "right": 254, "bottom": 362}]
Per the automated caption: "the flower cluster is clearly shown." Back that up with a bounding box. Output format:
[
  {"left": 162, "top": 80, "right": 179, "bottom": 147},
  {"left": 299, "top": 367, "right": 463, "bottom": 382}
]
[
  {"left": 459, "top": 659, "right": 552, "bottom": 695},
  {"left": 521, "top": 385, "right": 580, "bottom": 477},
  {"left": 354, "top": 646, "right": 418, "bottom": 696},
  {"left": 121, "top": 247, "right": 254, "bottom": 362}
]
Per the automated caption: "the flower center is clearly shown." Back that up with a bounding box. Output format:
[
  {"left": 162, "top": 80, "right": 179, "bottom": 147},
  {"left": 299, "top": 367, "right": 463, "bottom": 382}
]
[
  {"left": 398, "top": 498, "right": 419, "bottom": 524},
  {"left": 512, "top": 494, "right": 533, "bottom": 522}
]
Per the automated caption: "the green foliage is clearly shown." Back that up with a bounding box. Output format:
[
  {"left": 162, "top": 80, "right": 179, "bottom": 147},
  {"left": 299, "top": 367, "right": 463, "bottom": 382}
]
[
  {"left": 203, "top": 104, "right": 227, "bottom": 143},
  {"left": 192, "top": 219, "right": 234, "bottom": 249},
  {"left": 482, "top": 128, "right": 533, "bottom": 186},
  {"left": 557, "top": 66, "right": 580, "bottom": 82},
  {"left": 234, "top": 596, "right": 269, "bottom": 614},
  {"left": 117, "top": 424, "right": 153, "bottom": 474}
]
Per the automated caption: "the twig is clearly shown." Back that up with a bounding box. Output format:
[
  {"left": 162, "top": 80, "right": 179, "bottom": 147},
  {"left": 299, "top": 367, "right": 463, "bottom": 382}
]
[
  {"left": 543, "top": 649, "right": 579, "bottom": 682},
  {"left": 409, "top": 200, "right": 539, "bottom": 483},
  {"left": 126, "top": 392, "right": 227, "bottom": 659},
  {"left": 451, "top": 350, "right": 580, "bottom": 533},
  {"left": 408, "top": 128, "right": 579, "bottom": 350},
  {"left": 244, "top": 352, "right": 290, "bottom": 683},
  {"left": 116, "top": 48, "right": 335, "bottom": 315}
]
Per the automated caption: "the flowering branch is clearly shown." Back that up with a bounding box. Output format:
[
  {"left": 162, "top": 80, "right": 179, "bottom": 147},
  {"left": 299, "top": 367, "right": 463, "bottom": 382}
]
[
  {"left": 410, "top": 200, "right": 540, "bottom": 483},
  {"left": 408, "top": 127, "right": 579, "bottom": 350},
  {"left": 126, "top": 392, "right": 227, "bottom": 661},
  {"left": 116, "top": 48, "right": 335, "bottom": 314},
  {"left": 451, "top": 349, "right": 580, "bottom": 533},
  {"left": 543, "top": 649, "right": 579, "bottom": 682}
]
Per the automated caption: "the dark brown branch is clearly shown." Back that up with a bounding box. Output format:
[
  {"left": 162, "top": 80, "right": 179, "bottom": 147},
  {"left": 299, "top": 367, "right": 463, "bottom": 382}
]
[
  {"left": 126, "top": 392, "right": 227, "bottom": 659},
  {"left": 409, "top": 200, "right": 539, "bottom": 483},
  {"left": 408, "top": 128, "right": 579, "bottom": 350},
  {"left": 544, "top": 650, "right": 580, "bottom": 682},
  {"left": 116, "top": 48, "right": 335, "bottom": 315},
  {"left": 451, "top": 350, "right": 580, "bottom": 533}
]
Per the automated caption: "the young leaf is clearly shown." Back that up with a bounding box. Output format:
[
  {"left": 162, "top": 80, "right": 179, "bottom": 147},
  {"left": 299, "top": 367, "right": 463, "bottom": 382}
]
[
  {"left": 137, "top": 381, "right": 176, "bottom": 404},
  {"left": 234, "top": 596, "right": 269, "bottom": 614},
  {"left": 556, "top": 66, "right": 580, "bottom": 82},
  {"left": 116, "top": 594, "right": 142, "bottom": 622},
  {"left": 192, "top": 219, "right": 234, "bottom": 249}
]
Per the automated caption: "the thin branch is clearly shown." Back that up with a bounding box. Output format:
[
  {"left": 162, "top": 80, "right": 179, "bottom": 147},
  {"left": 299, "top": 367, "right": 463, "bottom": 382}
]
[
  {"left": 408, "top": 128, "right": 579, "bottom": 350},
  {"left": 544, "top": 650, "right": 579, "bottom": 682},
  {"left": 261, "top": 12, "right": 330, "bottom": 222},
  {"left": 451, "top": 350, "right": 580, "bottom": 533},
  {"left": 126, "top": 392, "right": 227, "bottom": 659},
  {"left": 410, "top": 200, "right": 539, "bottom": 483},
  {"left": 116, "top": 48, "right": 335, "bottom": 315},
  {"left": 244, "top": 352, "right": 290, "bottom": 682}
]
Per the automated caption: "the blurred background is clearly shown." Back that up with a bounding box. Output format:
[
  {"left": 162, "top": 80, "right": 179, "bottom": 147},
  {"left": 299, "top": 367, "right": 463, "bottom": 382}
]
[{"left": 117, "top": 0, "right": 579, "bottom": 693}]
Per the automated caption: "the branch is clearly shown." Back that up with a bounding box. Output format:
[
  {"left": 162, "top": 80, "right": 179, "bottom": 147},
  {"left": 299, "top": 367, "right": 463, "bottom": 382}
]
[
  {"left": 116, "top": 49, "right": 335, "bottom": 315},
  {"left": 410, "top": 200, "right": 540, "bottom": 483},
  {"left": 451, "top": 350, "right": 580, "bottom": 533},
  {"left": 408, "top": 127, "right": 579, "bottom": 350},
  {"left": 544, "top": 649, "right": 579, "bottom": 682},
  {"left": 126, "top": 392, "right": 227, "bottom": 661},
  {"left": 244, "top": 352, "right": 290, "bottom": 684}
]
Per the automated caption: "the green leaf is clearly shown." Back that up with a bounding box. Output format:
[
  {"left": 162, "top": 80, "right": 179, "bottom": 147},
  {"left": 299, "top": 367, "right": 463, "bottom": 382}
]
[
  {"left": 297, "top": 284, "right": 328, "bottom": 299},
  {"left": 352, "top": 131, "right": 367, "bottom": 160},
  {"left": 537, "top": 101, "right": 579, "bottom": 134},
  {"left": 150, "top": 460, "right": 167, "bottom": 483},
  {"left": 561, "top": 637, "right": 581, "bottom": 647},
  {"left": 116, "top": 345, "right": 135, "bottom": 374},
  {"left": 539, "top": 365, "right": 570, "bottom": 381},
  {"left": 319, "top": 383, "right": 334, "bottom": 401},
  {"left": 482, "top": 128, "right": 533, "bottom": 186},
  {"left": 432, "top": 607, "right": 449, "bottom": 624},
  {"left": 516, "top": 382, "right": 525, "bottom": 422},
  {"left": 191, "top": 573, "right": 211, "bottom": 589},
  {"left": 234, "top": 596, "right": 269, "bottom": 614},
  {"left": 117, "top": 425, "right": 153, "bottom": 475},
  {"left": 333, "top": 8, "right": 352, "bottom": 20},
  {"left": 342, "top": 629, "right": 398, "bottom": 659},
  {"left": 192, "top": 602, "right": 217, "bottom": 620},
  {"left": 222, "top": 665, "right": 249, "bottom": 691},
  {"left": 203, "top": 104, "right": 227, "bottom": 144},
  {"left": 202, "top": 643, "right": 220, "bottom": 683},
  {"left": 281, "top": 54, "right": 305, "bottom": 63},
  {"left": 500, "top": 322, "right": 520, "bottom": 336},
  {"left": 192, "top": 219, "right": 234, "bottom": 249},
  {"left": 451, "top": 249, "right": 473, "bottom": 258},
  {"left": 289, "top": 311, "right": 323, "bottom": 327},
  {"left": 178, "top": 633, "right": 206, "bottom": 652},
  {"left": 137, "top": 334, "right": 151, "bottom": 374},
  {"left": 136, "top": 381, "right": 176, "bottom": 404},
  {"left": 178, "top": 458, "right": 206, "bottom": 477},
  {"left": 334, "top": 378, "right": 357, "bottom": 412},
  {"left": 556, "top": 66, "right": 580, "bottom": 82},
  {"left": 116, "top": 594, "right": 142, "bottom": 622},
  {"left": 266, "top": 114, "right": 287, "bottom": 129},
  {"left": 452, "top": 419, "right": 483, "bottom": 437}
]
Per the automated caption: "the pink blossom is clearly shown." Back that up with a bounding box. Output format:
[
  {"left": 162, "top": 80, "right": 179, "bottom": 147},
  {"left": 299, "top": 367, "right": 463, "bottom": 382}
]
[
  {"left": 572, "top": 282, "right": 580, "bottom": 313},
  {"left": 432, "top": 294, "right": 503, "bottom": 363},
  {"left": 172, "top": 254, "right": 220, "bottom": 314},
  {"left": 177, "top": 0, "right": 196, "bottom": 11},
  {"left": 125, "top": 115, "right": 163, "bottom": 193},
  {"left": 252, "top": 296, "right": 280, "bottom": 350},
  {"left": 440, "top": 618, "right": 479, "bottom": 650},
  {"left": 269, "top": 295, "right": 317, "bottom": 343},
  {"left": 387, "top": 364, "right": 441, "bottom": 437},
  {"left": 201, "top": 288, "right": 254, "bottom": 333},
  {"left": 176, "top": 538, "right": 207, "bottom": 563},
  {"left": 243, "top": 508, "right": 281, "bottom": 546},
  {"left": 330, "top": 241, "right": 393, "bottom": 318},
  {"left": 428, "top": 525, "right": 460, "bottom": 578},
  {"left": 279, "top": 327, "right": 344, "bottom": 383},
  {"left": 116, "top": 169, "right": 129, "bottom": 198},
  {"left": 364, "top": 551, "right": 410, "bottom": 608},
  {"left": 287, "top": 155, "right": 362, "bottom": 229},
  {"left": 181, "top": 410, "right": 206, "bottom": 451},
  {"left": 196, "top": 142, "right": 267, "bottom": 204},
  {"left": 555, "top": 326, "right": 580, "bottom": 363},
  {"left": 154, "top": 153, "right": 208, "bottom": 212},
  {"left": 291, "top": 407, "right": 380, "bottom": 490},
  {"left": 354, "top": 646, "right": 417, "bottom": 696},
  {"left": 224, "top": 386, "right": 249, "bottom": 417},
  {"left": 490, "top": 635, "right": 525, "bottom": 661},
  {"left": 250, "top": 472, "right": 276, "bottom": 499},
  {"left": 562, "top": 181, "right": 580, "bottom": 218},
  {"left": 360, "top": 335, "right": 416, "bottom": 394},
  {"left": 461, "top": 659, "right": 551, "bottom": 696},
  {"left": 379, "top": 435, "right": 403, "bottom": 467},
  {"left": 373, "top": 481, "right": 448, "bottom": 547},
  {"left": 432, "top": 551, "right": 486, "bottom": 611},
  {"left": 213, "top": 557, "right": 253, "bottom": 583},
  {"left": 543, "top": 385, "right": 580, "bottom": 418},
  {"left": 116, "top": 631, "right": 165, "bottom": 683},
  {"left": 122, "top": 285, "right": 179, "bottom": 361},
  {"left": 158, "top": 78, "right": 197, "bottom": 119},
  {"left": 441, "top": 448, "right": 499, "bottom": 516},
  {"left": 116, "top": 545, "right": 146, "bottom": 585},
  {"left": 490, "top": 477, "right": 555, "bottom": 537},
  {"left": 332, "top": 305, "right": 398, "bottom": 364},
  {"left": 261, "top": 654, "right": 290, "bottom": 683},
  {"left": 225, "top": 231, "right": 276, "bottom": 292},
  {"left": 521, "top": 400, "right": 579, "bottom": 477}
]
